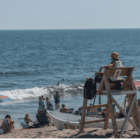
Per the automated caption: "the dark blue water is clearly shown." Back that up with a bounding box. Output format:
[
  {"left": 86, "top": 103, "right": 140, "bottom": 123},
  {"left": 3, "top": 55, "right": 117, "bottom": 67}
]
[
  {"left": 0, "top": 29, "right": 140, "bottom": 128},
  {"left": 0, "top": 29, "right": 140, "bottom": 91}
]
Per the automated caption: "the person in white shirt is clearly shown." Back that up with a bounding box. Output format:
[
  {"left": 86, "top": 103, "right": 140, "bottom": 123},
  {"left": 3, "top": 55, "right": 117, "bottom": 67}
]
[{"left": 96, "top": 52, "right": 123, "bottom": 89}]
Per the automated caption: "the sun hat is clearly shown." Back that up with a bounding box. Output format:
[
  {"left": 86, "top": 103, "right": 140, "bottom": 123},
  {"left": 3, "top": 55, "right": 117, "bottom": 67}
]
[{"left": 110, "top": 52, "right": 119, "bottom": 60}]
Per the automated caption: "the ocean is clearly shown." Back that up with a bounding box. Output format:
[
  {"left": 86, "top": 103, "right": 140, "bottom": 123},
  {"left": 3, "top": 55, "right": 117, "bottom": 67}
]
[{"left": 0, "top": 29, "right": 140, "bottom": 128}]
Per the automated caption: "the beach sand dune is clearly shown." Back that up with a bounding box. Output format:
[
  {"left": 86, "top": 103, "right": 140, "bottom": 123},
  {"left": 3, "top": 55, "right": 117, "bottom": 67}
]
[{"left": 0, "top": 126, "right": 140, "bottom": 138}]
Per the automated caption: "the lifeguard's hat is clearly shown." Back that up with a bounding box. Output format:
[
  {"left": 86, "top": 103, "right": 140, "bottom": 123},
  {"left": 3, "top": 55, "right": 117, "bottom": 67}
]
[{"left": 110, "top": 52, "right": 119, "bottom": 60}]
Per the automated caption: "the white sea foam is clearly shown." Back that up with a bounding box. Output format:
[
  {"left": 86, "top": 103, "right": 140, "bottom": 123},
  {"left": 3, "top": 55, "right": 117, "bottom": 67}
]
[
  {"left": 0, "top": 87, "right": 49, "bottom": 100},
  {"left": 0, "top": 84, "right": 84, "bottom": 100}
]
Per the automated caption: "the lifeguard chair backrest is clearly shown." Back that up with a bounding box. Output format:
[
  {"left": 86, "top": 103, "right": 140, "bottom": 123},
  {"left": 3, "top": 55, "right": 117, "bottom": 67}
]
[
  {"left": 104, "top": 67, "right": 134, "bottom": 77},
  {"left": 104, "top": 67, "right": 135, "bottom": 90}
]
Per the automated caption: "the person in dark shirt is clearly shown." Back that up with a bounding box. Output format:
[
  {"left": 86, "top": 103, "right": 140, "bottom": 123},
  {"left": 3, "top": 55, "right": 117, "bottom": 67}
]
[{"left": 54, "top": 92, "right": 60, "bottom": 105}]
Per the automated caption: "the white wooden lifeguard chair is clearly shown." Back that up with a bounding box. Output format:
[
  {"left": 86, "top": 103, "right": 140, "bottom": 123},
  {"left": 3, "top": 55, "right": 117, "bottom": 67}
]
[{"left": 80, "top": 67, "right": 140, "bottom": 138}]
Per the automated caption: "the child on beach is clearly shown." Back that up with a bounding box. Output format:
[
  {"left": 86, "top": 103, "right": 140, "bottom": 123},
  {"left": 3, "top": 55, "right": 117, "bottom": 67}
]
[
  {"left": 60, "top": 104, "right": 67, "bottom": 113},
  {"left": 38, "top": 96, "right": 45, "bottom": 114},
  {"left": 46, "top": 97, "right": 54, "bottom": 111},
  {"left": 24, "top": 114, "right": 33, "bottom": 127}
]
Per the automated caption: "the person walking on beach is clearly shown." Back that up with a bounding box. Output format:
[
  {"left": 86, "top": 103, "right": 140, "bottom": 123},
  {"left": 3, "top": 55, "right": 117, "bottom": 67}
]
[
  {"left": 46, "top": 97, "right": 54, "bottom": 111},
  {"left": 38, "top": 96, "right": 45, "bottom": 114},
  {"left": 54, "top": 91, "right": 60, "bottom": 105}
]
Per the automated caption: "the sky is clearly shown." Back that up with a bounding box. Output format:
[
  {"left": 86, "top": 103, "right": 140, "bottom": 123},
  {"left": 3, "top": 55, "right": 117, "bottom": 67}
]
[{"left": 0, "top": 0, "right": 140, "bottom": 30}]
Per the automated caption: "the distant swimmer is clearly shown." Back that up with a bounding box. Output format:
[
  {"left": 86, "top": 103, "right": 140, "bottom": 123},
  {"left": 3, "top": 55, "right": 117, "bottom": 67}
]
[
  {"left": 56, "top": 82, "right": 59, "bottom": 86},
  {"left": 62, "top": 79, "right": 64, "bottom": 81},
  {"left": 54, "top": 91, "right": 60, "bottom": 105}
]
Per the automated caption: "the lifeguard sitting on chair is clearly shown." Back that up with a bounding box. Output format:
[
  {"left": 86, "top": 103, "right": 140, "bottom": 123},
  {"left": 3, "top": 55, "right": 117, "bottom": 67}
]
[{"left": 95, "top": 52, "right": 123, "bottom": 90}]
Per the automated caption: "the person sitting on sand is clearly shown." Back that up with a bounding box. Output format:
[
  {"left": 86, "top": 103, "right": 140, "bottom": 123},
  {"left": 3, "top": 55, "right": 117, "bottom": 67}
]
[
  {"left": 1, "top": 115, "right": 14, "bottom": 133},
  {"left": 46, "top": 97, "right": 53, "bottom": 111},
  {"left": 38, "top": 96, "right": 45, "bottom": 114},
  {"left": 54, "top": 91, "right": 60, "bottom": 105},
  {"left": 24, "top": 114, "right": 33, "bottom": 126},
  {"left": 60, "top": 104, "right": 67, "bottom": 113}
]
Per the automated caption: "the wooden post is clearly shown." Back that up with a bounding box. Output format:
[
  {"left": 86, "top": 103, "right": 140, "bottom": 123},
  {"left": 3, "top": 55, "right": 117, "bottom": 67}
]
[
  {"left": 119, "top": 94, "right": 135, "bottom": 138},
  {"left": 104, "top": 76, "right": 119, "bottom": 138},
  {"left": 79, "top": 98, "right": 87, "bottom": 132},
  {"left": 111, "top": 95, "right": 140, "bottom": 134},
  {"left": 104, "top": 99, "right": 110, "bottom": 129}
]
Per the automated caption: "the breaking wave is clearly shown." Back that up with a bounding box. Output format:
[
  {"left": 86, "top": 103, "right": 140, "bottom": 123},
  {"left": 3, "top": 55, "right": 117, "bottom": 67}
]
[{"left": 0, "top": 84, "right": 84, "bottom": 100}]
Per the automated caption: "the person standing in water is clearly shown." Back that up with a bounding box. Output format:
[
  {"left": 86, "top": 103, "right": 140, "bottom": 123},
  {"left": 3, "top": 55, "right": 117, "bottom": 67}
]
[{"left": 54, "top": 91, "right": 60, "bottom": 105}]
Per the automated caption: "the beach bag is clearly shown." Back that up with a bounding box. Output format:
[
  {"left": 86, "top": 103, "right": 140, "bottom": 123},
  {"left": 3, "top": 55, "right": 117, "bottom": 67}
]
[
  {"left": 84, "top": 78, "right": 96, "bottom": 100},
  {"left": 95, "top": 72, "right": 103, "bottom": 83}
]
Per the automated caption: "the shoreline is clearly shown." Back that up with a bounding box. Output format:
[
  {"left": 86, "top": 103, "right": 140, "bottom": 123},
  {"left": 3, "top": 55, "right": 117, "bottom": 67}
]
[{"left": 0, "top": 126, "right": 139, "bottom": 138}]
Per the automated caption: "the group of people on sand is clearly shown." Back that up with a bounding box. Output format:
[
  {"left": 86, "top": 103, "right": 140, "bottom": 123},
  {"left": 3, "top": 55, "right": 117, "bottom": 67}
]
[
  {"left": 25, "top": 91, "right": 61, "bottom": 127},
  {"left": 0, "top": 91, "right": 61, "bottom": 133}
]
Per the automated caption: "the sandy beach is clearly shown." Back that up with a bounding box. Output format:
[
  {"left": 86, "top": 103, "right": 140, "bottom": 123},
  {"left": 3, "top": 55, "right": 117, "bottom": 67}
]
[{"left": 0, "top": 126, "right": 140, "bottom": 138}]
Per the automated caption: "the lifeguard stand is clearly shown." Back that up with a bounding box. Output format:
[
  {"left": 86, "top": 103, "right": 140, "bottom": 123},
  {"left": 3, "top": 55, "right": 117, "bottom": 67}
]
[{"left": 79, "top": 67, "right": 140, "bottom": 138}]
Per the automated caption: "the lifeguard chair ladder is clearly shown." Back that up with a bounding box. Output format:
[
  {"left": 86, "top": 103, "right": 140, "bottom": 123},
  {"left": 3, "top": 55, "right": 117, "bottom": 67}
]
[{"left": 79, "top": 67, "right": 140, "bottom": 138}]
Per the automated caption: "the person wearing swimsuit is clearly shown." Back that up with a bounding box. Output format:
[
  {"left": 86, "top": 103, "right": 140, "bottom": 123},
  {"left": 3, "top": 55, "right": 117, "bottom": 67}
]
[
  {"left": 60, "top": 104, "right": 67, "bottom": 113},
  {"left": 24, "top": 114, "right": 33, "bottom": 127},
  {"left": 54, "top": 92, "right": 60, "bottom": 105}
]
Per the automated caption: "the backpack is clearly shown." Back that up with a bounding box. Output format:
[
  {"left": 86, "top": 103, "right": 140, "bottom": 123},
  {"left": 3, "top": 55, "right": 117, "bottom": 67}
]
[{"left": 84, "top": 78, "right": 97, "bottom": 100}]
